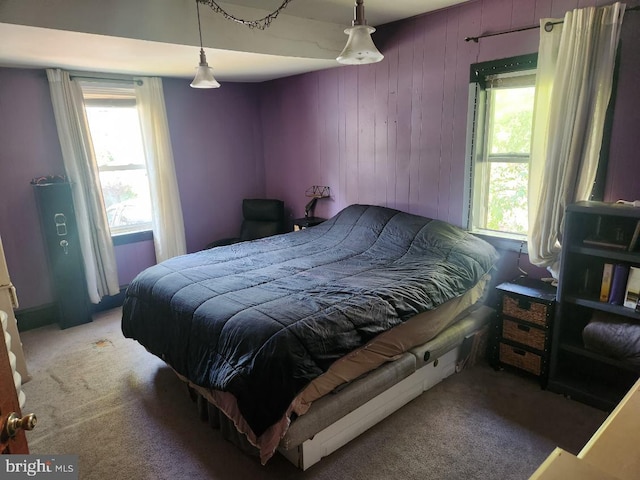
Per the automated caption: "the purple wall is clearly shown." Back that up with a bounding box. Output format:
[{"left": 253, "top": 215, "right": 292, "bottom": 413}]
[
  {"left": 262, "top": 0, "right": 640, "bottom": 223},
  {"left": 1, "top": 0, "right": 638, "bottom": 311},
  {"left": 0, "top": 70, "right": 265, "bottom": 309},
  {"left": 261, "top": 0, "right": 640, "bottom": 276},
  {"left": 605, "top": 9, "right": 640, "bottom": 201},
  {"left": 114, "top": 79, "right": 266, "bottom": 284},
  {"left": 162, "top": 78, "right": 265, "bottom": 253},
  {"left": 0, "top": 69, "right": 62, "bottom": 307}
]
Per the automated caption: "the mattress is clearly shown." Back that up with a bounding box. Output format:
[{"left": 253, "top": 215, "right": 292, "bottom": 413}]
[{"left": 292, "top": 275, "right": 490, "bottom": 414}]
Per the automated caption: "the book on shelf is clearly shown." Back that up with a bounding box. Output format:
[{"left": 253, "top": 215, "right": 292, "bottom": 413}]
[
  {"left": 623, "top": 265, "right": 640, "bottom": 309},
  {"left": 608, "top": 264, "right": 630, "bottom": 305},
  {"left": 600, "top": 263, "right": 614, "bottom": 302}
]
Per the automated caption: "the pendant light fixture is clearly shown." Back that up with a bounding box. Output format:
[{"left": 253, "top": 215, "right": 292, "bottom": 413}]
[
  {"left": 190, "top": 0, "right": 220, "bottom": 89},
  {"left": 337, "top": 0, "right": 384, "bottom": 65}
]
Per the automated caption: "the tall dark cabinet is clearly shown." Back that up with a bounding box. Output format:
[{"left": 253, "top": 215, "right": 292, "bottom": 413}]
[
  {"left": 33, "top": 181, "right": 92, "bottom": 329},
  {"left": 548, "top": 201, "right": 640, "bottom": 410}
]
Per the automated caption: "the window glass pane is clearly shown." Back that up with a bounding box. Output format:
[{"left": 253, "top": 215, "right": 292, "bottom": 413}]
[
  {"left": 486, "top": 161, "right": 529, "bottom": 235},
  {"left": 100, "top": 169, "right": 152, "bottom": 227},
  {"left": 85, "top": 106, "right": 146, "bottom": 168},
  {"left": 488, "top": 87, "right": 534, "bottom": 155}
]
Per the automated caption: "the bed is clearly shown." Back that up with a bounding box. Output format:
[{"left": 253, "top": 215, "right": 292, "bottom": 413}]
[{"left": 121, "top": 204, "right": 499, "bottom": 468}]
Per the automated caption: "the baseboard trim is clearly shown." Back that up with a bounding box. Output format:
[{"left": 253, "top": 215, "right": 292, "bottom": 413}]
[
  {"left": 15, "top": 286, "right": 128, "bottom": 332},
  {"left": 92, "top": 287, "right": 127, "bottom": 313},
  {"left": 15, "top": 303, "right": 59, "bottom": 332}
]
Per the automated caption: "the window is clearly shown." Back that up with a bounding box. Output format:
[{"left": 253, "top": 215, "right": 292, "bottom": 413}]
[
  {"left": 80, "top": 82, "right": 153, "bottom": 236},
  {"left": 466, "top": 54, "right": 537, "bottom": 240}
]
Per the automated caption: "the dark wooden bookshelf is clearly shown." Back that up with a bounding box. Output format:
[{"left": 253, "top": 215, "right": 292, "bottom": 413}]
[
  {"left": 558, "top": 340, "right": 640, "bottom": 373},
  {"left": 549, "top": 201, "right": 640, "bottom": 411},
  {"left": 565, "top": 295, "right": 640, "bottom": 320}
]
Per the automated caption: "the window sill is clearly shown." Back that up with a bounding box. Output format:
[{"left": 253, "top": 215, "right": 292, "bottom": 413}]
[
  {"left": 112, "top": 230, "right": 153, "bottom": 246},
  {"left": 470, "top": 230, "right": 528, "bottom": 254}
]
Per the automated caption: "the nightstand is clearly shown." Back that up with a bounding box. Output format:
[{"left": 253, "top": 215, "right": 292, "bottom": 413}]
[
  {"left": 293, "top": 217, "right": 326, "bottom": 231},
  {"left": 493, "top": 277, "right": 557, "bottom": 386}
]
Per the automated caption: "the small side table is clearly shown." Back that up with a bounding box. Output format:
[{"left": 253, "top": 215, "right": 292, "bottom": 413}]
[
  {"left": 493, "top": 276, "right": 557, "bottom": 386},
  {"left": 293, "top": 217, "right": 326, "bottom": 231}
]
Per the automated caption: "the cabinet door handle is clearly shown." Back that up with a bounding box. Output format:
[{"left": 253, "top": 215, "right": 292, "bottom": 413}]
[
  {"left": 517, "top": 324, "right": 531, "bottom": 332},
  {"left": 517, "top": 299, "right": 532, "bottom": 310},
  {"left": 512, "top": 348, "right": 527, "bottom": 356}
]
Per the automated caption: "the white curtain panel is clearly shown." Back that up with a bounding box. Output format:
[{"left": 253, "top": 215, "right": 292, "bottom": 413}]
[
  {"left": 134, "top": 77, "right": 187, "bottom": 262},
  {"left": 528, "top": 3, "right": 626, "bottom": 277},
  {"left": 46, "top": 69, "right": 120, "bottom": 303}
]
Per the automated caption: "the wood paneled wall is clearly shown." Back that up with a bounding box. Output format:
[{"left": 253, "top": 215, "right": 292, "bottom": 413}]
[{"left": 261, "top": 0, "right": 638, "bottom": 225}]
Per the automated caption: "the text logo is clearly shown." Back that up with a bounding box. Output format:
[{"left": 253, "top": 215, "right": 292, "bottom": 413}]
[{"left": 1, "top": 455, "right": 78, "bottom": 479}]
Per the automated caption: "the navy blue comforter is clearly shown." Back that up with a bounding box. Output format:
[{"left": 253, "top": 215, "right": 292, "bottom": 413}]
[{"left": 122, "top": 204, "right": 498, "bottom": 437}]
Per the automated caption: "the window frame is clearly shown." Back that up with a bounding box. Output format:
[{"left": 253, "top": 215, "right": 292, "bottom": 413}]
[
  {"left": 463, "top": 53, "right": 538, "bottom": 250},
  {"left": 80, "top": 83, "right": 154, "bottom": 241}
]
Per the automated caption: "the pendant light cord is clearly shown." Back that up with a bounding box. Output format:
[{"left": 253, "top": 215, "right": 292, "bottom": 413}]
[
  {"left": 197, "top": 0, "right": 294, "bottom": 30},
  {"left": 196, "top": 1, "right": 204, "bottom": 48}
]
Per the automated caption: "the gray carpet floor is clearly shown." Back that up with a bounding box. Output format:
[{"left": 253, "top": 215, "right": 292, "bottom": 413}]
[{"left": 19, "top": 308, "right": 608, "bottom": 480}]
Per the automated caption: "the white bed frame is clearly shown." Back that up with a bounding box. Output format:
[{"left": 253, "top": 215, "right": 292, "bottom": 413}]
[{"left": 278, "top": 345, "right": 462, "bottom": 470}]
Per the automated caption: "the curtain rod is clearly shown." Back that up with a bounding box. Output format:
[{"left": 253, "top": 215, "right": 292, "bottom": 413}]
[
  {"left": 70, "top": 74, "right": 143, "bottom": 86},
  {"left": 464, "top": 4, "right": 639, "bottom": 43}
]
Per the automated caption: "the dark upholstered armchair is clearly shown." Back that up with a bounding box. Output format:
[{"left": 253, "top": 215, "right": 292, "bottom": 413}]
[{"left": 205, "top": 198, "right": 285, "bottom": 249}]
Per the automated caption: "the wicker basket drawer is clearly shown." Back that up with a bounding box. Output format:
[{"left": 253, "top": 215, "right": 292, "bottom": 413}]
[
  {"left": 502, "top": 295, "right": 551, "bottom": 327},
  {"left": 499, "top": 342, "right": 542, "bottom": 376},
  {"left": 502, "top": 319, "right": 546, "bottom": 351}
]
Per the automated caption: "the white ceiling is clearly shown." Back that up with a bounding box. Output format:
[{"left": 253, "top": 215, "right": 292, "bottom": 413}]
[{"left": 0, "top": 0, "right": 470, "bottom": 83}]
